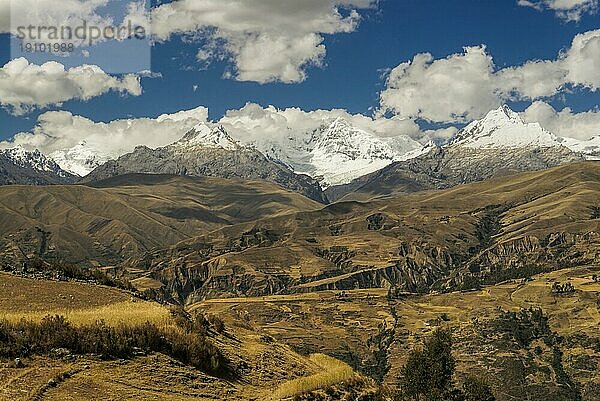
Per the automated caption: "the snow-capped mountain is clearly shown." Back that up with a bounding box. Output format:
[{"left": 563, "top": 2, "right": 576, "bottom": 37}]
[
  {"left": 449, "top": 105, "right": 600, "bottom": 159},
  {"left": 49, "top": 142, "right": 113, "bottom": 177},
  {"left": 331, "top": 106, "right": 591, "bottom": 201},
  {"left": 83, "top": 124, "right": 328, "bottom": 203},
  {"left": 309, "top": 118, "right": 426, "bottom": 187},
  {"left": 175, "top": 123, "right": 240, "bottom": 151},
  {"left": 451, "top": 105, "right": 561, "bottom": 149},
  {"left": 252, "top": 117, "right": 425, "bottom": 188},
  {"left": 559, "top": 136, "right": 600, "bottom": 160},
  {"left": 1, "top": 146, "right": 69, "bottom": 175},
  {"left": 0, "top": 146, "right": 76, "bottom": 185}
]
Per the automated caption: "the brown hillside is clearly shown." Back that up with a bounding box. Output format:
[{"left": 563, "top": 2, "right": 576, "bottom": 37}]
[
  {"left": 0, "top": 174, "right": 321, "bottom": 266},
  {"left": 131, "top": 162, "right": 600, "bottom": 302}
]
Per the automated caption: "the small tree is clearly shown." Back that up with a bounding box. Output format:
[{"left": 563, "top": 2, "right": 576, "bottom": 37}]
[{"left": 398, "top": 327, "right": 455, "bottom": 401}]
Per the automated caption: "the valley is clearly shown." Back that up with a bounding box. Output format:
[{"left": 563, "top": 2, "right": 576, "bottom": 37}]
[{"left": 1, "top": 108, "right": 599, "bottom": 401}]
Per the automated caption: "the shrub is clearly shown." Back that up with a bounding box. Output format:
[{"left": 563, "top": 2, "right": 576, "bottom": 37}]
[
  {"left": 207, "top": 314, "right": 226, "bottom": 333},
  {"left": 21, "top": 259, "right": 136, "bottom": 292},
  {"left": 170, "top": 307, "right": 226, "bottom": 335},
  {"left": 0, "top": 315, "right": 228, "bottom": 376},
  {"left": 551, "top": 282, "right": 575, "bottom": 295},
  {"left": 493, "top": 308, "right": 553, "bottom": 347},
  {"left": 463, "top": 375, "right": 495, "bottom": 401}
]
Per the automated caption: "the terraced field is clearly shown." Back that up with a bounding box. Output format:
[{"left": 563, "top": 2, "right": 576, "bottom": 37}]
[{"left": 195, "top": 266, "right": 600, "bottom": 401}]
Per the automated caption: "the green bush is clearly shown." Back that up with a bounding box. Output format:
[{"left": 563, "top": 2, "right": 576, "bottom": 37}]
[
  {"left": 493, "top": 308, "right": 553, "bottom": 347},
  {"left": 397, "top": 329, "right": 496, "bottom": 401}
]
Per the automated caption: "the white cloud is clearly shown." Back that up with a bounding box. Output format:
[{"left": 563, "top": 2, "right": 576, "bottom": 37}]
[
  {"left": 218, "top": 103, "right": 422, "bottom": 147},
  {"left": 522, "top": 101, "right": 600, "bottom": 140},
  {"left": 379, "top": 47, "right": 502, "bottom": 124},
  {"left": 150, "top": 0, "right": 376, "bottom": 83},
  {"left": 0, "top": 0, "right": 111, "bottom": 34},
  {"left": 380, "top": 29, "right": 600, "bottom": 124},
  {"left": 0, "top": 1, "right": 375, "bottom": 84},
  {"left": 0, "top": 0, "right": 141, "bottom": 48},
  {"left": 0, "top": 102, "right": 430, "bottom": 168},
  {"left": 0, "top": 58, "right": 142, "bottom": 114},
  {"left": 563, "top": 29, "right": 600, "bottom": 89},
  {"left": 0, "top": 106, "right": 209, "bottom": 160},
  {"left": 518, "top": 0, "right": 598, "bottom": 21}
]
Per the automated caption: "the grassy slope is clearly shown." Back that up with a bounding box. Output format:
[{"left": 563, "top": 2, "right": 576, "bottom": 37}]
[
  {"left": 0, "top": 273, "right": 369, "bottom": 401},
  {"left": 0, "top": 174, "right": 322, "bottom": 266},
  {"left": 135, "top": 161, "right": 600, "bottom": 299}
]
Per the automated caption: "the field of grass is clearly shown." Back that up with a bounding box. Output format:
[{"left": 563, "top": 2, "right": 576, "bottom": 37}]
[
  {"left": 0, "top": 273, "right": 170, "bottom": 326},
  {"left": 0, "top": 272, "right": 374, "bottom": 401},
  {"left": 0, "top": 273, "right": 129, "bottom": 312},
  {"left": 0, "top": 300, "right": 170, "bottom": 327},
  {"left": 270, "top": 354, "right": 358, "bottom": 400},
  {"left": 195, "top": 266, "right": 600, "bottom": 401}
]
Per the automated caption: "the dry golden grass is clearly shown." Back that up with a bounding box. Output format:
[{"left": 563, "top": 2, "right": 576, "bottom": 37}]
[
  {"left": 0, "top": 274, "right": 170, "bottom": 327},
  {"left": 0, "top": 300, "right": 170, "bottom": 327},
  {"left": 270, "top": 353, "right": 358, "bottom": 400}
]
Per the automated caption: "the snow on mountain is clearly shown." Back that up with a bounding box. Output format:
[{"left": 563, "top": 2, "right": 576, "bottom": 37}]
[
  {"left": 0, "top": 146, "right": 71, "bottom": 178},
  {"left": 449, "top": 105, "right": 600, "bottom": 160},
  {"left": 247, "top": 117, "right": 425, "bottom": 188},
  {"left": 308, "top": 118, "right": 425, "bottom": 187},
  {"left": 49, "top": 142, "right": 113, "bottom": 177},
  {"left": 175, "top": 123, "right": 240, "bottom": 151},
  {"left": 451, "top": 105, "right": 561, "bottom": 149},
  {"left": 12, "top": 105, "right": 595, "bottom": 190},
  {"left": 559, "top": 136, "right": 600, "bottom": 160}
]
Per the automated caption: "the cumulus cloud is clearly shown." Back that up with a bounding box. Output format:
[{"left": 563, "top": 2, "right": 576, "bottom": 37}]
[
  {"left": 218, "top": 103, "right": 422, "bottom": 147},
  {"left": 1, "top": 103, "right": 434, "bottom": 169},
  {"left": 0, "top": 1, "right": 375, "bottom": 84},
  {"left": 0, "top": 106, "right": 209, "bottom": 160},
  {"left": 380, "top": 29, "right": 600, "bottom": 123},
  {"left": 0, "top": 0, "right": 111, "bottom": 34},
  {"left": 522, "top": 101, "right": 600, "bottom": 140},
  {"left": 0, "top": 58, "right": 142, "bottom": 114},
  {"left": 0, "top": 0, "right": 144, "bottom": 47},
  {"left": 518, "top": 0, "right": 598, "bottom": 21},
  {"left": 150, "top": 0, "right": 376, "bottom": 83}
]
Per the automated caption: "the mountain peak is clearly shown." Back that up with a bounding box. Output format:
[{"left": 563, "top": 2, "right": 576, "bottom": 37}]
[
  {"left": 492, "top": 104, "right": 522, "bottom": 122},
  {"left": 1, "top": 146, "right": 63, "bottom": 174},
  {"left": 450, "top": 105, "right": 560, "bottom": 149},
  {"left": 178, "top": 124, "right": 240, "bottom": 150}
]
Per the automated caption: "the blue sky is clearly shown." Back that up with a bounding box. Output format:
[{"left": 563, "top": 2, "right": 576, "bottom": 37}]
[{"left": 0, "top": 0, "right": 599, "bottom": 141}]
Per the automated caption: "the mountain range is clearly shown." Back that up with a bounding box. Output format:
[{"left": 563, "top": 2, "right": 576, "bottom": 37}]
[
  {"left": 1, "top": 105, "right": 599, "bottom": 203},
  {"left": 327, "top": 106, "right": 596, "bottom": 201},
  {"left": 81, "top": 124, "right": 328, "bottom": 203}
]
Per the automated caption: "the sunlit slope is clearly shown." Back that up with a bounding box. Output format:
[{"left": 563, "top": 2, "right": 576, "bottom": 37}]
[
  {"left": 135, "top": 162, "right": 600, "bottom": 300},
  {"left": 0, "top": 174, "right": 322, "bottom": 266}
]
